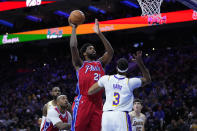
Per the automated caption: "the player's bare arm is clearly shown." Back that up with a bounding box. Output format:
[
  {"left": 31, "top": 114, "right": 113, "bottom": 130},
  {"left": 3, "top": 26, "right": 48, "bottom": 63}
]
[
  {"left": 88, "top": 82, "right": 104, "bottom": 95},
  {"left": 55, "top": 122, "right": 71, "bottom": 130},
  {"left": 69, "top": 19, "right": 83, "bottom": 70},
  {"left": 38, "top": 104, "right": 48, "bottom": 126},
  {"left": 94, "top": 19, "right": 114, "bottom": 67},
  {"left": 130, "top": 113, "right": 133, "bottom": 124},
  {"left": 132, "top": 51, "right": 151, "bottom": 87},
  {"left": 42, "top": 103, "right": 48, "bottom": 116}
]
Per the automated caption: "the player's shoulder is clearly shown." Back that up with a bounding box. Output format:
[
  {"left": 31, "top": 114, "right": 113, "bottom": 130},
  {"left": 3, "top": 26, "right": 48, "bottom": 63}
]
[
  {"left": 93, "top": 60, "right": 104, "bottom": 67},
  {"left": 44, "top": 100, "right": 54, "bottom": 110},
  {"left": 140, "top": 113, "right": 145, "bottom": 116},
  {"left": 84, "top": 60, "right": 101, "bottom": 64},
  {"left": 43, "top": 102, "right": 49, "bottom": 110},
  {"left": 43, "top": 103, "right": 48, "bottom": 108},
  {"left": 128, "top": 77, "right": 141, "bottom": 81},
  {"left": 101, "top": 75, "right": 110, "bottom": 78},
  {"left": 100, "top": 75, "right": 111, "bottom": 81},
  {"left": 129, "top": 111, "right": 135, "bottom": 116},
  {"left": 95, "top": 60, "right": 104, "bottom": 67},
  {"left": 48, "top": 106, "right": 58, "bottom": 114},
  {"left": 95, "top": 60, "right": 102, "bottom": 64},
  {"left": 140, "top": 113, "right": 146, "bottom": 119},
  {"left": 104, "top": 75, "right": 110, "bottom": 77},
  {"left": 48, "top": 106, "right": 55, "bottom": 111},
  {"left": 46, "top": 100, "right": 55, "bottom": 109},
  {"left": 47, "top": 107, "right": 60, "bottom": 118},
  {"left": 128, "top": 77, "right": 142, "bottom": 87},
  {"left": 46, "top": 100, "right": 53, "bottom": 105}
]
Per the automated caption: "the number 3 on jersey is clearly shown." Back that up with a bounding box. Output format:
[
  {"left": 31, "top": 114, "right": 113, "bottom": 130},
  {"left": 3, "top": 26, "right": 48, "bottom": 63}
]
[
  {"left": 112, "top": 92, "right": 120, "bottom": 106},
  {"left": 94, "top": 73, "right": 101, "bottom": 81}
]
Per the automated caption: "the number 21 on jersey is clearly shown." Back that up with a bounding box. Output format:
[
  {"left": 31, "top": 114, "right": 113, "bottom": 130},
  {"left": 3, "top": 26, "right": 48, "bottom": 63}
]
[
  {"left": 94, "top": 73, "right": 101, "bottom": 81},
  {"left": 112, "top": 92, "right": 120, "bottom": 106}
]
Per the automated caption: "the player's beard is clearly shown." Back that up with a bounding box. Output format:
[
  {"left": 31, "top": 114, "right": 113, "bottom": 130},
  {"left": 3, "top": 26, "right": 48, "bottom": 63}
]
[
  {"left": 60, "top": 105, "right": 67, "bottom": 111},
  {"left": 88, "top": 53, "right": 97, "bottom": 60}
]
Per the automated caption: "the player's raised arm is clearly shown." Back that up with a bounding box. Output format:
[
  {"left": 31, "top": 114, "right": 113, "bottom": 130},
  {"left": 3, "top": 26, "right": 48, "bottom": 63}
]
[
  {"left": 88, "top": 75, "right": 106, "bottom": 95},
  {"left": 94, "top": 19, "right": 114, "bottom": 67},
  {"left": 132, "top": 51, "right": 151, "bottom": 87},
  {"left": 88, "top": 82, "right": 103, "bottom": 95},
  {"left": 69, "top": 19, "right": 83, "bottom": 70}
]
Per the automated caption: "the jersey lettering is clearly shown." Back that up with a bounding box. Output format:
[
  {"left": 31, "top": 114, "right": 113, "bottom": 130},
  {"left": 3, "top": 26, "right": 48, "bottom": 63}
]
[
  {"left": 85, "top": 65, "right": 101, "bottom": 73},
  {"left": 132, "top": 121, "right": 144, "bottom": 126},
  {"left": 113, "top": 84, "right": 122, "bottom": 90},
  {"left": 94, "top": 73, "right": 101, "bottom": 81}
]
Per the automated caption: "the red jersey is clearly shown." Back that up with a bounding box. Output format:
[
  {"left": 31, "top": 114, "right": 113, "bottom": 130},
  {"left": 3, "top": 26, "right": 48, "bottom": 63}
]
[
  {"left": 75, "top": 61, "right": 105, "bottom": 102},
  {"left": 41, "top": 107, "right": 71, "bottom": 131}
]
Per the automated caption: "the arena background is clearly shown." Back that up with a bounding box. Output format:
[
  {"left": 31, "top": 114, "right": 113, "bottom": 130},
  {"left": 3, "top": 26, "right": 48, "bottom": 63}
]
[{"left": 0, "top": 0, "right": 197, "bottom": 130}]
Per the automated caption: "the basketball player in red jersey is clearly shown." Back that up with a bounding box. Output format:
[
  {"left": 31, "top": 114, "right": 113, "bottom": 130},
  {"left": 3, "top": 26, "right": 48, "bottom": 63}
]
[
  {"left": 39, "top": 87, "right": 72, "bottom": 128},
  {"left": 69, "top": 18, "right": 114, "bottom": 131},
  {"left": 40, "top": 95, "right": 72, "bottom": 131}
]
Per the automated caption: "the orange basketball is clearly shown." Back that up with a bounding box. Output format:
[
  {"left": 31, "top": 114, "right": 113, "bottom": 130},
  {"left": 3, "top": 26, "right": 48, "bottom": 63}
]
[{"left": 69, "top": 10, "right": 85, "bottom": 25}]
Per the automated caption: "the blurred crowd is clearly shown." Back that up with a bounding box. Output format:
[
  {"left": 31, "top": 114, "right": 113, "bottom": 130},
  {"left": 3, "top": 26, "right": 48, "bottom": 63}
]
[
  {"left": 134, "top": 46, "right": 197, "bottom": 131},
  {"left": 0, "top": 44, "right": 197, "bottom": 131}
]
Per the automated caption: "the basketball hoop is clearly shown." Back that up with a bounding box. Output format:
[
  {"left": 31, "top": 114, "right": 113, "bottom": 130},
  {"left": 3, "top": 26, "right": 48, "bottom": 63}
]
[
  {"left": 137, "top": 0, "right": 163, "bottom": 16},
  {"left": 137, "top": 0, "right": 164, "bottom": 24}
]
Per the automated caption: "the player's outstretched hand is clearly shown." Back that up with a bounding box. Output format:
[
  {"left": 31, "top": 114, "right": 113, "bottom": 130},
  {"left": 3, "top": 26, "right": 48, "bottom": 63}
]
[
  {"left": 94, "top": 18, "right": 101, "bottom": 34},
  {"left": 132, "top": 51, "right": 143, "bottom": 64},
  {"left": 68, "top": 17, "right": 78, "bottom": 28}
]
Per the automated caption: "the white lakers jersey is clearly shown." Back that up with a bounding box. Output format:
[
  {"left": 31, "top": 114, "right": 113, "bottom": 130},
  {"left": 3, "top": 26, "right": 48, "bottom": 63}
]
[
  {"left": 40, "top": 100, "right": 57, "bottom": 130},
  {"left": 130, "top": 112, "right": 146, "bottom": 131},
  {"left": 98, "top": 74, "right": 142, "bottom": 112},
  {"left": 47, "top": 101, "right": 56, "bottom": 109}
]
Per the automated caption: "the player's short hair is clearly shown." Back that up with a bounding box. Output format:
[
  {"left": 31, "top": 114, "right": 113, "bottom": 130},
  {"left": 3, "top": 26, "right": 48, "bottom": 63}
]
[
  {"left": 51, "top": 86, "right": 61, "bottom": 91},
  {"left": 80, "top": 43, "right": 93, "bottom": 58},
  {"left": 117, "top": 58, "right": 128, "bottom": 73},
  {"left": 57, "top": 95, "right": 67, "bottom": 100},
  {"left": 133, "top": 99, "right": 143, "bottom": 105}
]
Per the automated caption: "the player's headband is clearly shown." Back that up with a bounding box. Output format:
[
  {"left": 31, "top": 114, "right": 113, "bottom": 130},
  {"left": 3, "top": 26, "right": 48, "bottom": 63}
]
[{"left": 117, "top": 67, "right": 128, "bottom": 73}]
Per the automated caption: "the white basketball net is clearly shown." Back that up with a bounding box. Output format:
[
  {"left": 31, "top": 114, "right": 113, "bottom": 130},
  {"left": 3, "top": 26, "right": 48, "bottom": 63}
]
[{"left": 137, "top": 0, "right": 163, "bottom": 17}]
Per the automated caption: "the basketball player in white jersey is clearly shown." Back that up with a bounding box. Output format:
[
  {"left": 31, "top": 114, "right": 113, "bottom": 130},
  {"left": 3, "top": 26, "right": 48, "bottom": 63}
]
[
  {"left": 40, "top": 95, "right": 72, "bottom": 131},
  {"left": 88, "top": 51, "right": 151, "bottom": 131},
  {"left": 39, "top": 87, "right": 61, "bottom": 127},
  {"left": 129, "top": 99, "right": 146, "bottom": 131},
  {"left": 44, "top": 87, "right": 61, "bottom": 115}
]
